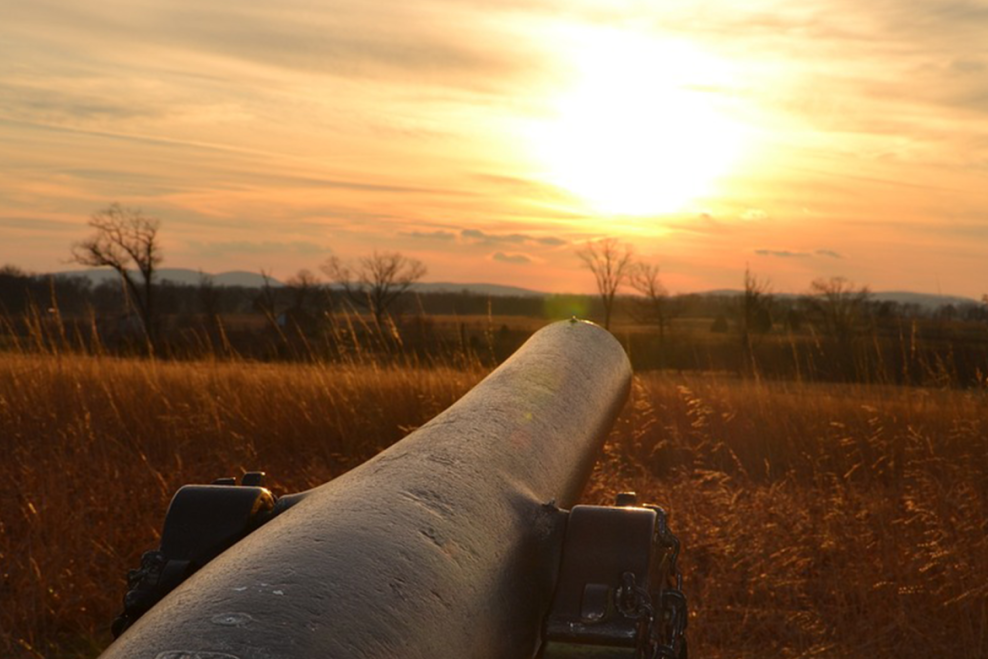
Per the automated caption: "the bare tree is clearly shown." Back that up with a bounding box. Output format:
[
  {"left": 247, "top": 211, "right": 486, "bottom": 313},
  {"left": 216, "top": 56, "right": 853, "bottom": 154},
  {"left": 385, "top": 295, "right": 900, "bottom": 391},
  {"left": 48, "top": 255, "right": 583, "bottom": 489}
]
[
  {"left": 805, "top": 276, "right": 870, "bottom": 348},
  {"left": 629, "top": 261, "right": 676, "bottom": 354},
  {"left": 739, "top": 268, "right": 773, "bottom": 338},
  {"left": 197, "top": 271, "right": 220, "bottom": 322},
  {"left": 577, "top": 238, "right": 633, "bottom": 330},
  {"left": 71, "top": 203, "right": 162, "bottom": 340},
  {"left": 285, "top": 269, "right": 322, "bottom": 313},
  {"left": 322, "top": 251, "right": 426, "bottom": 329},
  {"left": 253, "top": 268, "right": 281, "bottom": 328},
  {"left": 737, "top": 267, "right": 773, "bottom": 372}
]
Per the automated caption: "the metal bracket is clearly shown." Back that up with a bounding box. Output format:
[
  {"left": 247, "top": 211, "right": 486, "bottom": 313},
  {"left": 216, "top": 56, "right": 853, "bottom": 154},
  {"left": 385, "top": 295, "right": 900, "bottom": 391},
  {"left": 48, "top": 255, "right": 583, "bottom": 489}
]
[
  {"left": 541, "top": 492, "right": 688, "bottom": 659},
  {"left": 112, "top": 471, "right": 284, "bottom": 638}
]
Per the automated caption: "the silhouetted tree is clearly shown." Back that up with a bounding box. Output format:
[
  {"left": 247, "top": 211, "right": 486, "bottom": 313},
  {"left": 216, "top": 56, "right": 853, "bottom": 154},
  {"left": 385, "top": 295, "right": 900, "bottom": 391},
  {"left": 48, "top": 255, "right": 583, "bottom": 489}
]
[
  {"left": 322, "top": 251, "right": 426, "bottom": 329},
  {"left": 71, "top": 203, "right": 162, "bottom": 342},
  {"left": 282, "top": 268, "right": 328, "bottom": 332},
  {"left": 196, "top": 271, "right": 223, "bottom": 343},
  {"left": 197, "top": 271, "right": 219, "bottom": 318},
  {"left": 629, "top": 261, "right": 677, "bottom": 363},
  {"left": 737, "top": 267, "right": 773, "bottom": 371},
  {"left": 285, "top": 269, "right": 322, "bottom": 313},
  {"left": 253, "top": 269, "right": 281, "bottom": 329},
  {"left": 0, "top": 265, "right": 32, "bottom": 314},
  {"left": 577, "top": 238, "right": 633, "bottom": 330},
  {"left": 805, "top": 276, "right": 870, "bottom": 348}
]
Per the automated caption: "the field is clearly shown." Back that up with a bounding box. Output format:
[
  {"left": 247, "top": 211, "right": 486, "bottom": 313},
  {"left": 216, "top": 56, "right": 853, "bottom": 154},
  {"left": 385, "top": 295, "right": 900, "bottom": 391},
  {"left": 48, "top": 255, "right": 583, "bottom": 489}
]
[{"left": 3, "top": 344, "right": 988, "bottom": 658}]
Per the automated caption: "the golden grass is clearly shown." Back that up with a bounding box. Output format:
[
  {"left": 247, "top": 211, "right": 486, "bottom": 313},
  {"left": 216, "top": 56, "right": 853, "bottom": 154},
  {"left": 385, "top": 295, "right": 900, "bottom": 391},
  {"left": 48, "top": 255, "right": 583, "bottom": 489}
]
[
  {"left": 1, "top": 353, "right": 484, "bottom": 657},
  {"left": 3, "top": 354, "right": 987, "bottom": 658},
  {"left": 588, "top": 374, "right": 988, "bottom": 658}
]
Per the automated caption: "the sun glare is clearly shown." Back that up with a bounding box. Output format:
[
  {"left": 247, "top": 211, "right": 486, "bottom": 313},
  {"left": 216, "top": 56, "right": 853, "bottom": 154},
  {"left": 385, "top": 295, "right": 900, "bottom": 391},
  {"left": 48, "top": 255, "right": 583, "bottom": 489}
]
[{"left": 530, "top": 30, "right": 750, "bottom": 216}]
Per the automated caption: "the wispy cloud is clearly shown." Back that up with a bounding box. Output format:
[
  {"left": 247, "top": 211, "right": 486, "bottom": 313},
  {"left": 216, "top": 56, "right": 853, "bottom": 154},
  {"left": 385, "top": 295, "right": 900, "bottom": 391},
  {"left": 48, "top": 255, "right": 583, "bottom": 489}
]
[
  {"left": 0, "top": 216, "right": 82, "bottom": 232},
  {"left": 402, "top": 230, "right": 457, "bottom": 241},
  {"left": 492, "top": 251, "right": 533, "bottom": 264},
  {"left": 755, "top": 248, "right": 847, "bottom": 260},
  {"left": 3, "top": 0, "right": 543, "bottom": 94},
  {"left": 189, "top": 240, "right": 330, "bottom": 258},
  {"left": 755, "top": 249, "right": 811, "bottom": 258},
  {"left": 461, "top": 228, "right": 567, "bottom": 247}
]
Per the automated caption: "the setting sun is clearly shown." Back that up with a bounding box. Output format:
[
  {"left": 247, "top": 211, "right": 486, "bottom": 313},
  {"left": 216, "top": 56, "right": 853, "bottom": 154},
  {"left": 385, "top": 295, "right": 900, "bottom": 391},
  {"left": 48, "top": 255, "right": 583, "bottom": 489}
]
[
  {"left": 2, "top": 0, "right": 987, "bottom": 297},
  {"left": 529, "top": 30, "right": 751, "bottom": 216}
]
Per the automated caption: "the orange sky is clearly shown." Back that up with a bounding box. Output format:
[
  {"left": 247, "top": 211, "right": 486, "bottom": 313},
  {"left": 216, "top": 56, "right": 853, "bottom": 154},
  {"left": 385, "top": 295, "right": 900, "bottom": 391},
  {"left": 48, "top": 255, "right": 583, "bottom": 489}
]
[{"left": 2, "top": 0, "right": 987, "bottom": 297}]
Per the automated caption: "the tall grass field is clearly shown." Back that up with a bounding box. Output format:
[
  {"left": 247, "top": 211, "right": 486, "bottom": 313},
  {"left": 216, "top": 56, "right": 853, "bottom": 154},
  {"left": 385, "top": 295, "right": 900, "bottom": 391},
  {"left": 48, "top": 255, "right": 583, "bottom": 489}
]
[{"left": 3, "top": 346, "right": 987, "bottom": 657}]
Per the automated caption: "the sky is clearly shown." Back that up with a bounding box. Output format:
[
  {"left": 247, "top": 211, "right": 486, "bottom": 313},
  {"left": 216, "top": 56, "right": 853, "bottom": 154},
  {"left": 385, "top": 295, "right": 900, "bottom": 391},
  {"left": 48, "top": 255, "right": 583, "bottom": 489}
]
[{"left": 1, "top": 0, "right": 987, "bottom": 297}]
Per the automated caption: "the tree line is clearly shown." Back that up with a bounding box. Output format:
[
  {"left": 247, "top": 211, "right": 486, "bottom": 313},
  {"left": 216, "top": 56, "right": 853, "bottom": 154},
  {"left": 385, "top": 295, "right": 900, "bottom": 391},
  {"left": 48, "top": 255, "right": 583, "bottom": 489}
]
[
  {"left": 3, "top": 203, "right": 988, "bottom": 382},
  {"left": 63, "top": 204, "right": 428, "bottom": 344}
]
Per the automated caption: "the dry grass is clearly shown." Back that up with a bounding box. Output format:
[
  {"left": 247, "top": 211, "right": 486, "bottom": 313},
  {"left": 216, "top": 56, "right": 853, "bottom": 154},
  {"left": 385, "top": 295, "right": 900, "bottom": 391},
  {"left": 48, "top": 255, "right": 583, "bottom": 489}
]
[
  {"left": 3, "top": 353, "right": 988, "bottom": 658},
  {"left": 588, "top": 374, "right": 988, "bottom": 658},
  {"left": 1, "top": 352, "right": 483, "bottom": 657}
]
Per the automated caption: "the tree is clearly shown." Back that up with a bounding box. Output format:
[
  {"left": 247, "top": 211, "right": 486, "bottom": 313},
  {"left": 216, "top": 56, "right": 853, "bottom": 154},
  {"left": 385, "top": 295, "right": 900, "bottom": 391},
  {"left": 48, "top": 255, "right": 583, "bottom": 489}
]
[
  {"left": 285, "top": 269, "right": 322, "bottom": 314},
  {"left": 197, "top": 271, "right": 220, "bottom": 319},
  {"left": 629, "top": 261, "right": 677, "bottom": 360},
  {"left": 71, "top": 203, "right": 162, "bottom": 341},
  {"left": 253, "top": 268, "right": 282, "bottom": 330},
  {"left": 737, "top": 267, "right": 773, "bottom": 371},
  {"left": 0, "top": 265, "right": 32, "bottom": 314},
  {"left": 196, "top": 270, "right": 223, "bottom": 342},
  {"left": 739, "top": 268, "right": 773, "bottom": 336},
  {"left": 805, "top": 276, "right": 870, "bottom": 348},
  {"left": 283, "top": 268, "right": 327, "bottom": 330},
  {"left": 577, "top": 238, "right": 633, "bottom": 330},
  {"left": 321, "top": 251, "right": 426, "bottom": 329}
]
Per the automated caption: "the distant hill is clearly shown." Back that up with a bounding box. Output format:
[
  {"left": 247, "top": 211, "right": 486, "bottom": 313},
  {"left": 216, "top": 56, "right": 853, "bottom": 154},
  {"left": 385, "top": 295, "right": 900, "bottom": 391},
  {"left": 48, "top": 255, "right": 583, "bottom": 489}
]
[
  {"left": 50, "top": 269, "right": 547, "bottom": 296},
  {"left": 695, "top": 288, "right": 977, "bottom": 309},
  {"left": 408, "top": 282, "right": 546, "bottom": 297},
  {"left": 54, "top": 268, "right": 284, "bottom": 288},
  {"left": 48, "top": 270, "right": 978, "bottom": 308},
  {"left": 869, "top": 291, "right": 978, "bottom": 309}
]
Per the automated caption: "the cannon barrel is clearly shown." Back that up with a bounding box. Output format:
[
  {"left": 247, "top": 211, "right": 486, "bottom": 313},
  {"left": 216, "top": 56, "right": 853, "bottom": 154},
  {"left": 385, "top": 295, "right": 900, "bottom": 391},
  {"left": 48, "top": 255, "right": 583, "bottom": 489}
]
[{"left": 100, "top": 319, "right": 632, "bottom": 659}]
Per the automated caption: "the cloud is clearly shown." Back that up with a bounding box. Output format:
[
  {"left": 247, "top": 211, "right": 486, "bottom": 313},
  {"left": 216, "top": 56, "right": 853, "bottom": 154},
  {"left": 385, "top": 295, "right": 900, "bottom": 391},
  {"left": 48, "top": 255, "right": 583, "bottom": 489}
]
[
  {"left": 664, "top": 212, "right": 725, "bottom": 235},
  {"left": 0, "top": 217, "right": 81, "bottom": 232},
  {"left": 402, "top": 230, "right": 457, "bottom": 241},
  {"left": 741, "top": 208, "right": 768, "bottom": 221},
  {"left": 2, "top": 117, "right": 454, "bottom": 196},
  {"left": 0, "top": 83, "right": 165, "bottom": 124},
  {"left": 492, "top": 251, "right": 533, "bottom": 264},
  {"left": 756, "top": 248, "right": 846, "bottom": 259},
  {"left": 3, "top": 0, "right": 542, "bottom": 94},
  {"left": 536, "top": 236, "right": 568, "bottom": 246},
  {"left": 461, "top": 229, "right": 567, "bottom": 247},
  {"left": 470, "top": 173, "right": 579, "bottom": 205},
  {"left": 952, "top": 59, "right": 986, "bottom": 74},
  {"left": 189, "top": 240, "right": 328, "bottom": 258},
  {"left": 755, "top": 249, "right": 810, "bottom": 258}
]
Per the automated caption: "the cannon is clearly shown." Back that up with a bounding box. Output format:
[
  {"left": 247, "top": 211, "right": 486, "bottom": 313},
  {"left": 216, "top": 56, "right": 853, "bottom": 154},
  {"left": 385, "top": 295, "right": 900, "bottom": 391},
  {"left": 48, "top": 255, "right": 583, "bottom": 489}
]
[{"left": 101, "top": 319, "right": 687, "bottom": 659}]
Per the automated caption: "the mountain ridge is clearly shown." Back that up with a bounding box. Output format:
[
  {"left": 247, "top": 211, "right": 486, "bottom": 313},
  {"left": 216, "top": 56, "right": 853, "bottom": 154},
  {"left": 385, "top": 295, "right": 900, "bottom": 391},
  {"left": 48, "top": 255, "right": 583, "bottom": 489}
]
[{"left": 50, "top": 268, "right": 979, "bottom": 308}]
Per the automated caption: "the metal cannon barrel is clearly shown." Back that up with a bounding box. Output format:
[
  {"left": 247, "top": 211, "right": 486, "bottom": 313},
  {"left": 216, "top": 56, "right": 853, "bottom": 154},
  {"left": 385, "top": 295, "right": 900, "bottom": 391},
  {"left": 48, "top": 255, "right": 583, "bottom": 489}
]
[{"left": 100, "top": 319, "right": 632, "bottom": 659}]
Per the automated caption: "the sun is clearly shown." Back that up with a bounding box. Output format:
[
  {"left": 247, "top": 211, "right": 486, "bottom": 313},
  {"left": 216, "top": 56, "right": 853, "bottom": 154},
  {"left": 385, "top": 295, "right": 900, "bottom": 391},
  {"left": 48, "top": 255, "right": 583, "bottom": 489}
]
[{"left": 529, "top": 30, "right": 750, "bottom": 216}]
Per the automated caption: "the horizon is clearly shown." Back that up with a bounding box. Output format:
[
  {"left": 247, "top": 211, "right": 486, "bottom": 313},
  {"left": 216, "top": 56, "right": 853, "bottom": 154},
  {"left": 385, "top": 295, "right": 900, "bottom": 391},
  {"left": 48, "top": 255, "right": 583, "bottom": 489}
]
[
  {"left": 38, "top": 265, "right": 985, "bottom": 303},
  {"left": 3, "top": 1, "right": 987, "bottom": 298}
]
